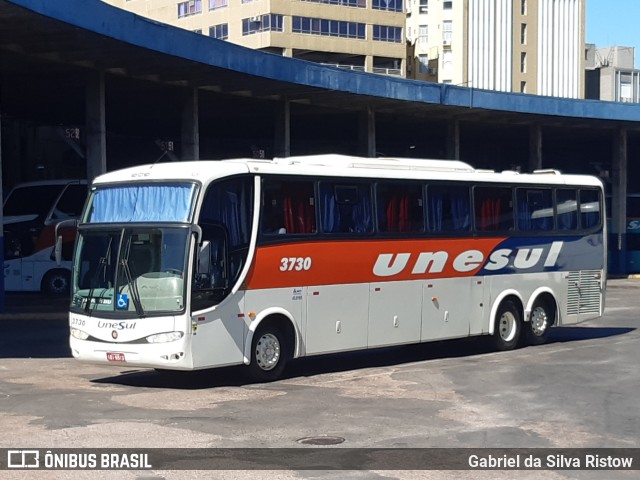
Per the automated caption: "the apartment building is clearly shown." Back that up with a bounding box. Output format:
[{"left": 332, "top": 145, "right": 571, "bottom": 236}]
[
  {"left": 586, "top": 44, "right": 639, "bottom": 103},
  {"left": 104, "top": 0, "right": 406, "bottom": 76},
  {"left": 406, "top": 0, "right": 586, "bottom": 98}
]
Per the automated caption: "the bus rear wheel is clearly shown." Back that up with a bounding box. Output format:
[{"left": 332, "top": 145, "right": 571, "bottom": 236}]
[
  {"left": 42, "top": 269, "right": 70, "bottom": 295},
  {"left": 248, "top": 324, "right": 288, "bottom": 382},
  {"left": 492, "top": 300, "right": 521, "bottom": 351},
  {"left": 526, "top": 299, "right": 554, "bottom": 346}
]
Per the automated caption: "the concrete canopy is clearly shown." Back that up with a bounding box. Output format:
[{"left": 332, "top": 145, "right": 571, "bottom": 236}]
[{"left": 1, "top": 0, "right": 640, "bottom": 127}]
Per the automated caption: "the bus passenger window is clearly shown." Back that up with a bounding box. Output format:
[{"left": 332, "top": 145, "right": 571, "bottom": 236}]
[
  {"left": 516, "top": 188, "right": 553, "bottom": 231},
  {"left": 557, "top": 189, "right": 578, "bottom": 230},
  {"left": 262, "top": 180, "right": 316, "bottom": 235},
  {"left": 474, "top": 187, "right": 514, "bottom": 232},
  {"left": 427, "top": 185, "right": 471, "bottom": 233},
  {"left": 580, "top": 190, "right": 601, "bottom": 229},
  {"left": 377, "top": 183, "right": 424, "bottom": 233},
  {"left": 320, "top": 182, "right": 373, "bottom": 234}
]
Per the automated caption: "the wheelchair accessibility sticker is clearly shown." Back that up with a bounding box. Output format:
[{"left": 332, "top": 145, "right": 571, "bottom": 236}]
[{"left": 116, "top": 294, "right": 129, "bottom": 310}]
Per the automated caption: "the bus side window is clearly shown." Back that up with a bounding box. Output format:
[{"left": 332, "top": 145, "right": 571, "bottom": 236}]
[
  {"left": 262, "top": 179, "right": 316, "bottom": 235},
  {"left": 580, "top": 189, "right": 601, "bottom": 229},
  {"left": 320, "top": 182, "right": 372, "bottom": 234},
  {"left": 426, "top": 185, "right": 471, "bottom": 233},
  {"left": 517, "top": 188, "right": 554, "bottom": 231},
  {"left": 377, "top": 183, "right": 424, "bottom": 233},
  {"left": 557, "top": 189, "right": 578, "bottom": 230},
  {"left": 474, "top": 186, "right": 514, "bottom": 232}
]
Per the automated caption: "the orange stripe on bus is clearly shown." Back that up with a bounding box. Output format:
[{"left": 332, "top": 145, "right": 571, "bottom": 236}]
[{"left": 244, "top": 238, "right": 506, "bottom": 290}]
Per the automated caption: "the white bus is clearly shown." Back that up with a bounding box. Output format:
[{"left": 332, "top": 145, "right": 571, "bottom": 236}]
[
  {"left": 3, "top": 179, "right": 87, "bottom": 293},
  {"left": 67, "top": 155, "right": 606, "bottom": 381}
]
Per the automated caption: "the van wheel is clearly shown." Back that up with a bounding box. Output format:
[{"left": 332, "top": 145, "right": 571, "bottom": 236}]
[
  {"left": 492, "top": 300, "right": 521, "bottom": 351},
  {"left": 248, "top": 324, "right": 288, "bottom": 382},
  {"left": 526, "top": 299, "right": 553, "bottom": 345},
  {"left": 42, "top": 269, "right": 70, "bottom": 295}
]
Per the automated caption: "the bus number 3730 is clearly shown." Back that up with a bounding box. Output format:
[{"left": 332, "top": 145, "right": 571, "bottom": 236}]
[{"left": 280, "top": 257, "right": 312, "bottom": 271}]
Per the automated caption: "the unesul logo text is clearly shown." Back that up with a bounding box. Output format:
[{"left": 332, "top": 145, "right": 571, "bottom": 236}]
[{"left": 373, "top": 241, "right": 563, "bottom": 277}]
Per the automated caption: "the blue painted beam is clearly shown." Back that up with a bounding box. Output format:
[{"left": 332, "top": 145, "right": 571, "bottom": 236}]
[{"left": 6, "top": 0, "right": 640, "bottom": 123}]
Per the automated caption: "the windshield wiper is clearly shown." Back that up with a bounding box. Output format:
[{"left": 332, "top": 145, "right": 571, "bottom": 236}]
[
  {"left": 85, "top": 238, "right": 113, "bottom": 314},
  {"left": 120, "top": 257, "right": 145, "bottom": 318}
]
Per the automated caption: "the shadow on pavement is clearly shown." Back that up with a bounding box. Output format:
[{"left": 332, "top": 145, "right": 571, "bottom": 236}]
[{"left": 91, "top": 325, "right": 635, "bottom": 390}]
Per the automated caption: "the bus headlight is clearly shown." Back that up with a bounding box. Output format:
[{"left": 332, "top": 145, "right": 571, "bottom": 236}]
[
  {"left": 146, "top": 332, "right": 184, "bottom": 343},
  {"left": 70, "top": 328, "right": 90, "bottom": 340}
]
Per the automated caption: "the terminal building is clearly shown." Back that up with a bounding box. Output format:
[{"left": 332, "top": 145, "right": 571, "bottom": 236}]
[{"left": 1, "top": 0, "right": 640, "bottom": 305}]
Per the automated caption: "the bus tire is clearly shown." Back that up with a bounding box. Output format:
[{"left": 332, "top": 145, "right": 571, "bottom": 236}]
[
  {"left": 526, "top": 298, "right": 554, "bottom": 346},
  {"left": 248, "top": 324, "right": 288, "bottom": 382},
  {"left": 492, "top": 299, "right": 521, "bottom": 351},
  {"left": 42, "top": 269, "right": 70, "bottom": 295}
]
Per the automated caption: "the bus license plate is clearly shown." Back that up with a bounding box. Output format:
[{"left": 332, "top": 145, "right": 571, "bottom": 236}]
[{"left": 107, "top": 352, "right": 126, "bottom": 362}]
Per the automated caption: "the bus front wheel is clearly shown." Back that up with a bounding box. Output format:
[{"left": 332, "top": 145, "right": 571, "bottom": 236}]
[
  {"left": 492, "top": 300, "right": 521, "bottom": 351},
  {"left": 248, "top": 324, "right": 288, "bottom": 382},
  {"left": 42, "top": 269, "right": 70, "bottom": 295}
]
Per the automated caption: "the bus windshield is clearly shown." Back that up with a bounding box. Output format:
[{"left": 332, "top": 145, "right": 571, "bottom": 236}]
[
  {"left": 85, "top": 183, "right": 198, "bottom": 223},
  {"left": 71, "top": 227, "right": 190, "bottom": 315}
]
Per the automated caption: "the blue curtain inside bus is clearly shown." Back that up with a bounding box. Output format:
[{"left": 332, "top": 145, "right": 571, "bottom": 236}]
[{"left": 88, "top": 184, "right": 196, "bottom": 223}]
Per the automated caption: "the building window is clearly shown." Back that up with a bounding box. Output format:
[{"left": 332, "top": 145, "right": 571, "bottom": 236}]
[
  {"left": 443, "top": 1, "right": 452, "bottom": 10},
  {"left": 521, "top": 0, "right": 527, "bottom": 15},
  {"left": 520, "top": 52, "right": 527, "bottom": 73},
  {"left": 373, "top": 25, "right": 403, "bottom": 43},
  {"left": 443, "top": 20, "right": 452, "bottom": 44},
  {"left": 520, "top": 81, "right": 527, "bottom": 93},
  {"left": 418, "top": 54, "right": 429, "bottom": 73},
  {"left": 178, "top": 0, "right": 202, "bottom": 18},
  {"left": 292, "top": 16, "right": 366, "bottom": 39},
  {"left": 209, "top": 23, "right": 228, "bottom": 40},
  {"left": 242, "top": 14, "right": 284, "bottom": 36},
  {"left": 193, "top": 29, "right": 202, "bottom": 34},
  {"left": 520, "top": 23, "right": 527, "bottom": 44},
  {"left": 209, "top": 0, "right": 227, "bottom": 10},
  {"left": 372, "top": 0, "right": 403, "bottom": 12},
  {"left": 419, "top": 0, "right": 428, "bottom": 14},
  {"left": 300, "top": 0, "right": 366, "bottom": 6},
  {"left": 443, "top": 49, "right": 453, "bottom": 71},
  {"left": 418, "top": 24, "right": 428, "bottom": 44}
]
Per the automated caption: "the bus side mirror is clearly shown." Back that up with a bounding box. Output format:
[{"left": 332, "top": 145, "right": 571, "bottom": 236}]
[
  {"left": 197, "top": 241, "right": 211, "bottom": 275},
  {"left": 53, "top": 218, "right": 78, "bottom": 265},
  {"left": 54, "top": 236, "right": 63, "bottom": 265}
]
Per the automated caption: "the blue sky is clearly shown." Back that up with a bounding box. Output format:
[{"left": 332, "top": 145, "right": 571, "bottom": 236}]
[{"left": 586, "top": 0, "right": 640, "bottom": 51}]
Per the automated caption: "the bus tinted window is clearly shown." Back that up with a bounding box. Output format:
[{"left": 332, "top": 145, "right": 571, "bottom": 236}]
[
  {"left": 516, "top": 188, "right": 553, "bottom": 231},
  {"left": 262, "top": 179, "right": 316, "bottom": 235},
  {"left": 474, "top": 186, "right": 514, "bottom": 232},
  {"left": 376, "top": 183, "right": 424, "bottom": 233},
  {"left": 319, "top": 182, "right": 373, "bottom": 234},
  {"left": 557, "top": 189, "right": 578, "bottom": 230},
  {"left": 426, "top": 184, "right": 471, "bottom": 233},
  {"left": 580, "top": 189, "right": 601, "bottom": 229}
]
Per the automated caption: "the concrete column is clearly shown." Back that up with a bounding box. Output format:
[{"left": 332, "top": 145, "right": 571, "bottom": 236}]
[
  {"left": 274, "top": 98, "right": 290, "bottom": 158},
  {"left": 446, "top": 119, "right": 460, "bottom": 160},
  {"left": 181, "top": 88, "right": 199, "bottom": 161},
  {"left": 528, "top": 124, "right": 543, "bottom": 171},
  {"left": 85, "top": 71, "right": 107, "bottom": 181},
  {"left": 358, "top": 106, "right": 376, "bottom": 158},
  {"left": 611, "top": 128, "right": 628, "bottom": 274}
]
